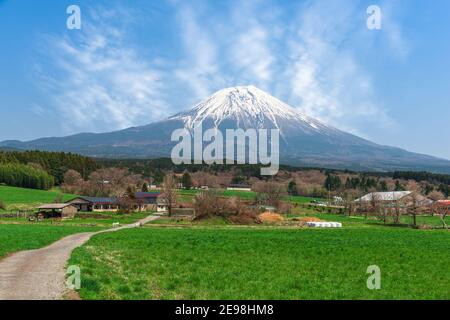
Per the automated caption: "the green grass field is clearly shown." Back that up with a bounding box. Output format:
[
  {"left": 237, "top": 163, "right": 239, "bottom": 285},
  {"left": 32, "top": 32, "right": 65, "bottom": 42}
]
[
  {"left": 0, "top": 211, "right": 152, "bottom": 228},
  {"left": 70, "top": 222, "right": 450, "bottom": 300},
  {"left": 148, "top": 212, "right": 450, "bottom": 229},
  {"left": 1, "top": 184, "right": 448, "bottom": 300},
  {"left": 178, "top": 188, "right": 319, "bottom": 204},
  {"left": 0, "top": 224, "right": 102, "bottom": 259},
  {"left": 0, "top": 185, "right": 77, "bottom": 210}
]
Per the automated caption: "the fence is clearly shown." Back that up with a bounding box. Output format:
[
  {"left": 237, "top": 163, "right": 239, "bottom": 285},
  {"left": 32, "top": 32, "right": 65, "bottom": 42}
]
[{"left": 0, "top": 210, "right": 35, "bottom": 219}]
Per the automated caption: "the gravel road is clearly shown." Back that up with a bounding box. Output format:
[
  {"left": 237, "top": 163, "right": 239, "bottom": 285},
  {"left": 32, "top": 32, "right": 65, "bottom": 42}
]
[{"left": 0, "top": 215, "right": 159, "bottom": 300}]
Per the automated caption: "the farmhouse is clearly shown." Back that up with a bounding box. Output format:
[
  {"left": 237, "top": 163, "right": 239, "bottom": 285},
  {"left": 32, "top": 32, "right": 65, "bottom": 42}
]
[
  {"left": 355, "top": 191, "right": 432, "bottom": 207},
  {"left": 66, "top": 196, "right": 119, "bottom": 212},
  {"left": 66, "top": 192, "right": 161, "bottom": 212},
  {"left": 37, "top": 203, "right": 78, "bottom": 219},
  {"left": 134, "top": 192, "right": 161, "bottom": 211}
]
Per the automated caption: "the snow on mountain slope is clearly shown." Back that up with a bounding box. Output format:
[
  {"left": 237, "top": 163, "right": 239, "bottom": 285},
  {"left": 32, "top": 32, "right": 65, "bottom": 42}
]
[
  {"left": 169, "top": 85, "right": 336, "bottom": 136},
  {"left": 2, "top": 85, "right": 450, "bottom": 173}
]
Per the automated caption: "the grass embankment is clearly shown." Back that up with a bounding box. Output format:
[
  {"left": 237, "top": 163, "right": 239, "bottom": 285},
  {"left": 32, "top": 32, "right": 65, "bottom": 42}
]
[
  {"left": 0, "top": 185, "right": 77, "bottom": 210},
  {"left": 0, "top": 224, "right": 102, "bottom": 259},
  {"left": 70, "top": 224, "right": 450, "bottom": 300}
]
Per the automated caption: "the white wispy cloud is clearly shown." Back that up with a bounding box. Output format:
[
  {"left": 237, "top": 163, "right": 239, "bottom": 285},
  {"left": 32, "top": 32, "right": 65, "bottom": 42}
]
[
  {"left": 170, "top": 0, "right": 399, "bottom": 137},
  {"left": 227, "top": 0, "right": 277, "bottom": 88},
  {"left": 36, "top": 0, "right": 407, "bottom": 138},
  {"left": 283, "top": 0, "right": 395, "bottom": 135},
  {"left": 35, "top": 8, "right": 170, "bottom": 134},
  {"left": 173, "top": 4, "right": 225, "bottom": 102},
  {"left": 380, "top": 1, "right": 410, "bottom": 60}
]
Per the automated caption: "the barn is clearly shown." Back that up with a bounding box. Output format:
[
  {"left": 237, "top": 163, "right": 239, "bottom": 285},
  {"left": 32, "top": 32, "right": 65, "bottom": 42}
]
[{"left": 37, "top": 203, "right": 78, "bottom": 219}]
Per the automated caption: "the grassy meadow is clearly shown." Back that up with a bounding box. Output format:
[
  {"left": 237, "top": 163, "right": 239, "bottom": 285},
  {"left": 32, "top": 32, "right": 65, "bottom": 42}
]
[
  {"left": 1, "top": 184, "right": 448, "bottom": 300},
  {"left": 177, "top": 188, "right": 319, "bottom": 204},
  {"left": 0, "top": 185, "right": 77, "bottom": 210},
  {"left": 0, "top": 224, "right": 102, "bottom": 259},
  {"left": 70, "top": 224, "right": 450, "bottom": 300},
  {"left": 0, "top": 211, "right": 152, "bottom": 228}
]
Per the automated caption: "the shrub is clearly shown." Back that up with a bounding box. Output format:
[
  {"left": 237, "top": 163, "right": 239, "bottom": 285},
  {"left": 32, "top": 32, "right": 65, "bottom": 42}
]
[
  {"left": 193, "top": 190, "right": 260, "bottom": 224},
  {"left": 228, "top": 208, "right": 260, "bottom": 224}
]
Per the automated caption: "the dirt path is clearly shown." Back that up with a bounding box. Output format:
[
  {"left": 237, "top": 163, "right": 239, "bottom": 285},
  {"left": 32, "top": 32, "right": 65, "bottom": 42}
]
[{"left": 0, "top": 215, "right": 159, "bottom": 300}]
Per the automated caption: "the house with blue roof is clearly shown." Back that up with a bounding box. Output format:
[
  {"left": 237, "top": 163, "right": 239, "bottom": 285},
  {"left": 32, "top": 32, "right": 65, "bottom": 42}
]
[{"left": 66, "top": 192, "right": 161, "bottom": 212}]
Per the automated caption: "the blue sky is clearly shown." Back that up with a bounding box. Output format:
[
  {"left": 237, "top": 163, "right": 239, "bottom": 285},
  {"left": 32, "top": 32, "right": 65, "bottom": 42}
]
[{"left": 0, "top": 0, "right": 449, "bottom": 159}]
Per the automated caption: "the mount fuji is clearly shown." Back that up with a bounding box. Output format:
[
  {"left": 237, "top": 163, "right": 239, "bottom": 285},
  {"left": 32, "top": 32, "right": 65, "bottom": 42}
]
[{"left": 2, "top": 85, "right": 450, "bottom": 173}]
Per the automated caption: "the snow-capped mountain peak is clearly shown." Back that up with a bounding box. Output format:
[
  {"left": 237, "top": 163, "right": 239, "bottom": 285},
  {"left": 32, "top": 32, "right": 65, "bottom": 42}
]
[
  {"left": 2, "top": 84, "right": 450, "bottom": 173},
  {"left": 169, "top": 85, "right": 332, "bottom": 135}
]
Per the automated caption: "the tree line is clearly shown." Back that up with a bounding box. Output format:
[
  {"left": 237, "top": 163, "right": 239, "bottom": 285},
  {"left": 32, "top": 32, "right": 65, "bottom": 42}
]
[
  {"left": 0, "top": 163, "right": 54, "bottom": 190},
  {"left": 0, "top": 150, "right": 99, "bottom": 189}
]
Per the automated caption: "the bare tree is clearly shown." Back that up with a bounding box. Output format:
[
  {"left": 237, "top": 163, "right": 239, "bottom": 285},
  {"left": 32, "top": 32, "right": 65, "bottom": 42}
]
[
  {"left": 117, "top": 186, "right": 143, "bottom": 214},
  {"left": 88, "top": 168, "right": 142, "bottom": 197},
  {"left": 193, "top": 189, "right": 224, "bottom": 219},
  {"left": 370, "top": 193, "right": 384, "bottom": 221},
  {"left": 161, "top": 174, "right": 178, "bottom": 216},
  {"left": 392, "top": 198, "right": 402, "bottom": 224},
  {"left": 192, "top": 172, "right": 219, "bottom": 188},
  {"left": 432, "top": 202, "right": 449, "bottom": 229},
  {"left": 61, "top": 169, "right": 84, "bottom": 193},
  {"left": 193, "top": 191, "right": 258, "bottom": 224},
  {"left": 408, "top": 192, "right": 423, "bottom": 227},
  {"left": 341, "top": 189, "right": 359, "bottom": 216},
  {"left": 252, "top": 181, "right": 287, "bottom": 208},
  {"left": 428, "top": 191, "right": 445, "bottom": 201}
]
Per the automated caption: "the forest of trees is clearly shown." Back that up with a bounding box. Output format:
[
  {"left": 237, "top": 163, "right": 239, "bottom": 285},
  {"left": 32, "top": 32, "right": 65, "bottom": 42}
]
[
  {"left": 392, "top": 171, "right": 450, "bottom": 185},
  {"left": 0, "top": 149, "right": 449, "bottom": 198},
  {"left": 0, "top": 163, "right": 54, "bottom": 190},
  {"left": 0, "top": 150, "right": 99, "bottom": 189},
  {"left": 98, "top": 158, "right": 269, "bottom": 184}
]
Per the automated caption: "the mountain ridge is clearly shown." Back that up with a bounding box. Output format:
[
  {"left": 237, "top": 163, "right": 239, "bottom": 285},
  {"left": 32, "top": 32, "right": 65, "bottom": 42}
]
[{"left": 2, "top": 85, "right": 450, "bottom": 174}]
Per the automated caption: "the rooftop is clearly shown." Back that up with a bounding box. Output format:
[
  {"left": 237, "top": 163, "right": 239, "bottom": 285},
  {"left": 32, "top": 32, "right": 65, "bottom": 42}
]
[
  {"left": 39, "top": 203, "right": 76, "bottom": 210},
  {"left": 135, "top": 192, "right": 160, "bottom": 198},
  {"left": 355, "top": 191, "right": 413, "bottom": 202},
  {"left": 71, "top": 196, "right": 118, "bottom": 204}
]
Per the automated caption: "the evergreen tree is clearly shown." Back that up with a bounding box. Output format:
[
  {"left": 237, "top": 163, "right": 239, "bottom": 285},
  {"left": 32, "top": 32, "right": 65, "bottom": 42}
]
[
  {"left": 379, "top": 180, "right": 388, "bottom": 191},
  {"left": 324, "top": 173, "right": 342, "bottom": 191},
  {"left": 394, "top": 180, "right": 405, "bottom": 191},
  {"left": 153, "top": 170, "right": 164, "bottom": 185},
  {"left": 182, "top": 172, "right": 193, "bottom": 189},
  {"left": 438, "top": 184, "right": 450, "bottom": 198},
  {"left": 288, "top": 180, "right": 297, "bottom": 195}
]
